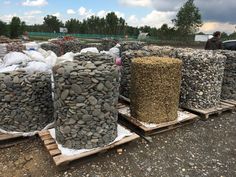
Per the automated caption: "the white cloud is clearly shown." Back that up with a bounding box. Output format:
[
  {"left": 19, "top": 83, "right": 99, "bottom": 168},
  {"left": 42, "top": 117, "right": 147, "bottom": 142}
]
[
  {"left": 22, "top": 0, "right": 48, "bottom": 7},
  {"left": 78, "top": 6, "right": 94, "bottom": 18},
  {"left": 119, "top": 0, "right": 151, "bottom": 7},
  {"left": 97, "top": 10, "right": 107, "bottom": 18},
  {"left": 127, "top": 15, "right": 139, "bottom": 27},
  {"left": 114, "top": 11, "right": 125, "bottom": 18},
  {"left": 3, "top": 1, "right": 11, "bottom": 5},
  {"left": 200, "top": 22, "right": 236, "bottom": 34},
  {"left": 0, "top": 14, "right": 17, "bottom": 23},
  {"left": 67, "top": 9, "right": 76, "bottom": 15},
  {"left": 24, "top": 10, "right": 42, "bottom": 16},
  {"left": 22, "top": 15, "right": 42, "bottom": 24},
  {"left": 127, "top": 10, "right": 176, "bottom": 28},
  {"left": 78, "top": 7, "right": 88, "bottom": 16},
  {"left": 52, "top": 12, "right": 61, "bottom": 18},
  {"left": 0, "top": 13, "right": 44, "bottom": 24}
]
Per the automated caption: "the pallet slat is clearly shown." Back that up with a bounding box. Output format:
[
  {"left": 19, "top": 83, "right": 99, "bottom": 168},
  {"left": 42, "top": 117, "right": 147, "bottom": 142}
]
[
  {"left": 40, "top": 134, "right": 53, "bottom": 141},
  {"left": 182, "top": 102, "right": 234, "bottom": 119},
  {"left": 44, "top": 139, "right": 56, "bottom": 145},
  {"left": 38, "top": 130, "right": 50, "bottom": 137},
  {"left": 222, "top": 99, "right": 236, "bottom": 107},
  {"left": 46, "top": 144, "right": 58, "bottom": 151},
  {"left": 50, "top": 149, "right": 61, "bottom": 157},
  {"left": 0, "top": 133, "right": 23, "bottom": 141}
]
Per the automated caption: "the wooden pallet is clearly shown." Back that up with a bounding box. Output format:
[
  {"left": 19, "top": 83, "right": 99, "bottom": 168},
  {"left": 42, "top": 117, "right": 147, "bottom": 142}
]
[
  {"left": 39, "top": 126, "right": 139, "bottom": 166},
  {"left": 182, "top": 102, "right": 234, "bottom": 119},
  {"left": 119, "top": 95, "right": 130, "bottom": 104},
  {"left": 0, "top": 123, "right": 55, "bottom": 142},
  {"left": 0, "top": 132, "right": 25, "bottom": 141},
  {"left": 0, "top": 132, "right": 22, "bottom": 141},
  {"left": 118, "top": 103, "right": 198, "bottom": 136},
  {"left": 221, "top": 99, "right": 236, "bottom": 108}
]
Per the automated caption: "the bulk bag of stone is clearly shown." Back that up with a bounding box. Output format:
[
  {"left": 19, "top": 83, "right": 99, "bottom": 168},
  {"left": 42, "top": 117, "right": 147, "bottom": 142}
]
[
  {"left": 3, "top": 52, "right": 30, "bottom": 67},
  {"left": 0, "top": 44, "right": 7, "bottom": 58},
  {"left": 120, "top": 42, "right": 145, "bottom": 52},
  {"left": 6, "top": 42, "right": 26, "bottom": 52},
  {"left": 53, "top": 53, "right": 120, "bottom": 149},
  {"left": 62, "top": 40, "right": 81, "bottom": 54},
  {"left": 177, "top": 50, "right": 226, "bottom": 109},
  {"left": 41, "top": 42, "right": 61, "bottom": 56},
  {"left": 0, "top": 71, "right": 54, "bottom": 132},
  {"left": 83, "top": 43, "right": 105, "bottom": 51},
  {"left": 219, "top": 50, "right": 236, "bottom": 100},
  {"left": 130, "top": 57, "right": 182, "bottom": 124},
  {"left": 120, "top": 50, "right": 158, "bottom": 98},
  {"left": 143, "top": 45, "right": 175, "bottom": 57}
]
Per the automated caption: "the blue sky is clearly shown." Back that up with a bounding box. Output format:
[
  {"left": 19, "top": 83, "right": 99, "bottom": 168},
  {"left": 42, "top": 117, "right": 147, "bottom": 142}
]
[
  {"left": 0, "top": 0, "right": 236, "bottom": 33},
  {"left": 0, "top": 0, "right": 152, "bottom": 16}
]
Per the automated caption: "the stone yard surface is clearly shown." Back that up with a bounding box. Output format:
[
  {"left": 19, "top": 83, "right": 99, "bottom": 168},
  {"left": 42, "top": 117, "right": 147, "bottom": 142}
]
[{"left": 0, "top": 112, "right": 235, "bottom": 177}]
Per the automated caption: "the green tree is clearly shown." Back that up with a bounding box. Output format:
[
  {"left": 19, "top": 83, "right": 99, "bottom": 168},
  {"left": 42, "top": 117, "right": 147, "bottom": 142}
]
[
  {"left": 86, "top": 16, "right": 101, "bottom": 34},
  {"left": 156, "top": 24, "right": 178, "bottom": 40},
  {"left": 126, "top": 26, "right": 139, "bottom": 37},
  {"left": 98, "top": 18, "right": 106, "bottom": 34},
  {"left": 105, "top": 12, "right": 119, "bottom": 34},
  {"left": 229, "top": 32, "right": 236, "bottom": 39},
  {"left": 221, "top": 32, "right": 228, "bottom": 39},
  {"left": 173, "top": 0, "right": 202, "bottom": 34},
  {"left": 0, "top": 20, "right": 7, "bottom": 36},
  {"left": 79, "top": 19, "right": 88, "bottom": 33},
  {"left": 20, "top": 21, "right": 26, "bottom": 34},
  {"left": 10, "top": 16, "right": 22, "bottom": 38},
  {"left": 117, "top": 17, "right": 126, "bottom": 35},
  {"left": 43, "top": 15, "right": 63, "bottom": 32},
  {"left": 65, "top": 18, "right": 81, "bottom": 33}
]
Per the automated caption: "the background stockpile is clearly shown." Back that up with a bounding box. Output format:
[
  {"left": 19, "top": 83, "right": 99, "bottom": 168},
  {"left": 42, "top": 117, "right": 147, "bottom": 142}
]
[
  {"left": 0, "top": 71, "right": 53, "bottom": 132},
  {"left": 53, "top": 53, "right": 120, "bottom": 149},
  {"left": 130, "top": 57, "right": 182, "bottom": 123},
  {"left": 219, "top": 50, "right": 236, "bottom": 100}
]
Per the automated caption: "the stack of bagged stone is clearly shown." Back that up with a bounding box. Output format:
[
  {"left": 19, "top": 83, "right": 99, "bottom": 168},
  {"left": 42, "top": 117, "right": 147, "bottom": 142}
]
[
  {"left": 82, "top": 43, "right": 106, "bottom": 51},
  {"left": 143, "top": 45, "right": 174, "bottom": 57},
  {"left": 41, "top": 43, "right": 61, "bottom": 56},
  {"left": 53, "top": 53, "right": 120, "bottom": 149},
  {"left": 63, "top": 40, "right": 81, "bottom": 53},
  {"left": 169, "top": 47, "right": 194, "bottom": 58},
  {"left": 0, "top": 36, "right": 20, "bottom": 43},
  {"left": 177, "top": 49, "right": 226, "bottom": 109},
  {"left": 130, "top": 57, "right": 182, "bottom": 123},
  {"left": 0, "top": 71, "right": 53, "bottom": 132},
  {"left": 219, "top": 50, "right": 236, "bottom": 100},
  {"left": 0, "top": 44, "right": 7, "bottom": 58},
  {"left": 120, "top": 41, "right": 145, "bottom": 52},
  {"left": 6, "top": 42, "right": 26, "bottom": 52},
  {"left": 120, "top": 49, "right": 159, "bottom": 98},
  {"left": 101, "top": 39, "right": 118, "bottom": 51}
]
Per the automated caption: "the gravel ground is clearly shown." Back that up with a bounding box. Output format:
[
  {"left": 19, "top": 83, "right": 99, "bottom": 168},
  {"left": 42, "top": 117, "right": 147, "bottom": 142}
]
[{"left": 0, "top": 112, "right": 235, "bottom": 177}]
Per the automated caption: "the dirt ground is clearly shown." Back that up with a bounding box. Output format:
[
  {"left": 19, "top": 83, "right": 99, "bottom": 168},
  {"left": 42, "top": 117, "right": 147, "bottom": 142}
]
[{"left": 0, "top": 112, "right": 236, "bottom": 177}]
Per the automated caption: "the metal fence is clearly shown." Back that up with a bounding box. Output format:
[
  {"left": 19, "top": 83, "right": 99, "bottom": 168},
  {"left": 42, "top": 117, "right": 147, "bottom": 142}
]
[{"left": 28, "top": 32, "right": 138, "bottom": 40}]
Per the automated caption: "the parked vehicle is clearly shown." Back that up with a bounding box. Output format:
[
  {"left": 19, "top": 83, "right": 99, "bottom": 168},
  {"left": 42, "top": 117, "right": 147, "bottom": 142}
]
[{"left": 222, "top": 40, "right": 236, "bottom": 50}]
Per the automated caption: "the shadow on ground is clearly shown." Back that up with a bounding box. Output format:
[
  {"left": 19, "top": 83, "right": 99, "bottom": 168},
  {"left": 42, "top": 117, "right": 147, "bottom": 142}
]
[{"left": 0, "top": 112, "right": 236, "bottom": 177}]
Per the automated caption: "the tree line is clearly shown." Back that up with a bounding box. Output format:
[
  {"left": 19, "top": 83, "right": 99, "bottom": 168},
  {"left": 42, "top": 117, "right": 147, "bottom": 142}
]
[{"left": 0, "top": 0, "right": 235, "bottom": 40}]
